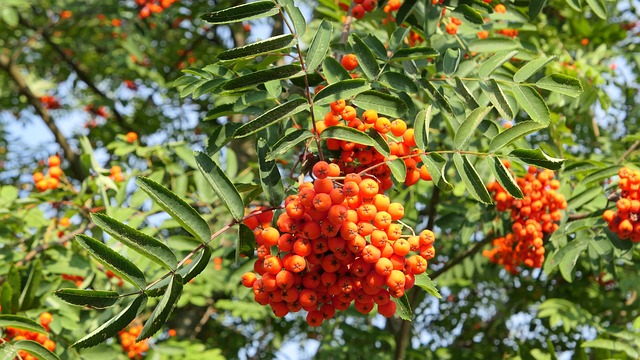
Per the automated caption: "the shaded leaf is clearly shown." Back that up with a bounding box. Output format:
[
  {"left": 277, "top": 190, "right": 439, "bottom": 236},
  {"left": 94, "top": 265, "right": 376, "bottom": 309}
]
[
  {"left": 453, "top": 153, "right": 493, "bottom": 204},
  {"left": 349, "top": 34, "right": 380, "bottom": 80},
  {"left": 453, "top": 77, "right": 479, "bottom": 110},
  {"left": 391, "top": 295, "right": 412, "bottom": 321},
  {"left": 322, "top": 57, "right": 351, "bottom": 84},
  {"left": 536, "top": 74, "right": 583, "bottom": 98},
  {"left": 73, "top": 295, "right": 147, "bottom": 348},
  {"left": 414, "top": 106, "right": 432, "bottom": 150},
  {"left": 138, "top": 275, "right": 183, "bottom": 341},
  {"left": 201, "top": 1, "right": 279, "bottom": 24},
  {"left": 92, "top": 213, "right": 177, "bottom": 270},
  {"left": 352, "top": 90, "right": 408, "bottom": 118},
  {"left": 19, "top": 259, "right": 42, "bottom": 310},
  {"left": 207, "top": 122, "right": 243, "bottom": 154},
  {"left": 222, "top": 65, "right": 302, "bottom": 91},
  {"left": 513, "top": 56, "right": 556, "bottom": 83},
  {"left": 55, "top": 289, "right": 121, "bottom": 308},
  {"left": 478, "top": 50, "right": 518, "bottom": 78},
  {"left": 238, "top": 224, "right": 257, "bottom": 261},
  {"left": 580, "top": 165, "right": 620, "bottom": 185},
  {"left": 454, "top": 106, "right": 493, "bottom": 149},
  {"left": 13, "top": 340, "right": 60, "bottom": 360},
  {"left": 313, "top": 79, "right": 371, "bottom": 105},
  {"left": 512, "top": 85, "right": 550, "bottom": 125},
  {"left": 136, "top": 177, "right": 211, "bottom": 243},
  {"left": 234, "top": 98, "right": 309, "bottom": 138},
  {"left": 388, "top": 158, "right": 407, "bottom": 183},
  {"left": 488, "top": 121, "right": 545, "bottom": 153},
  {"left": 265, "top": 129, "right": 314, "bottom": 161},
  {"left": 509, "top": 148, "right": 564, "bottom": 170},
  {"left": 195, "top": 152, "right": 245, "bottom": 222},
  {"left": 559, "top": 239, "right": 589, "bottom": 282},
  {"left": 305, "top": 20, "right": 332, "bottom": 72},
  {"left": 0, "top": 315, "right": 47, "bottom": 334},
  {"left": 420, "top": 153, "right": 453, "bottom": 191},
  {"left": 365, "top": 128, "right": 391, "bottom": 158},
  {"left": 480, "top": 79, "right": 513, "bottom": 120},
  {"left": 320, "top": 126, "right": 375, "bottom": 147},
  {"left": 75, "top": 235, "right": 147, "bottom": 289},
  {"left": 443, "top": 48, "right": 461, "bottom": 75},
  {"left": 421, "top": 79, "right": 454, "bottom": 118},
  {"left": 455, "top": 4, "right": 484, "bottom": 24},
  {"left": 529, "top": 0, "right": 548, "bottom": 19},
  {"left": 378, "top": 72, "right": 418, "bottom": 93},
  {"left": 257, "top": 139, "right": 284, "bottom": 207},
  {"left": 391, "top": 47, "right": 439, "bottom": 61},
  {"left": 218, "top": 34, "right": 295, "bottom": 61},
  {"left": 488, "top": 157, "right": 524, "bottom": 199}
]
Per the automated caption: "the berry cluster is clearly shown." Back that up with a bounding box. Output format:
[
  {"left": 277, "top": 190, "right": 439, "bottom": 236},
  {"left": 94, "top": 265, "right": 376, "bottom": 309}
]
[
  {"left": 110, "top": 166, "right": 126, "bottom": 183},
  {"left": 118, "top": 325, "right": 149, "bottom": 359},
  {"left": 381, "top": 0, "right": 401, "bottom": 23},
  {"left": 40, "top": 96, "right": 61, "bottom": 110},
  {"left": 350, "top": 0, "right": 378, "bottom": 20},
  {"left": 135, "top": 0, "right": 177, "bottom": 19},
  {"left": 2, "top": 312, "right": 56, "bottom": 360},
  {"left": 85, "top": 104, "right": 108, "bottom": 118},
  {"left": 62, "top": 273, "right": 85, "bottom": 287},
  {"left": 483, "top": 166, "right": 567, "bottom": 273},
  {"left": 33, "top": 155, "right": 63, "bottom": 192},
  {"left": 603, "top": 167, "right": 640, "bottom": 242}
]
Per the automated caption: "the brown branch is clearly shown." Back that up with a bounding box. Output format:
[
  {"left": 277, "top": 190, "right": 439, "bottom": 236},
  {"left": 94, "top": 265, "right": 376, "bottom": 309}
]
[
  {"left": 0, "top": 53, "right": 85, "bottom": 180},
  {"left": 617, "top": 139, "right": 640, "bottom": 165}
]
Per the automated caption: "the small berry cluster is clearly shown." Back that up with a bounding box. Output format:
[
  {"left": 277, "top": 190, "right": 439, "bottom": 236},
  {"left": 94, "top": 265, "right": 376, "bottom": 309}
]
[
  {"left": 106, "top": 270, "right": 125, "bottom": 286},
  {"left": 350, "top": 0, "right": 378, "bottom": 20},
  {"left": 603, "top": 167, "right": 640, "bottom": 242},
  {"left": 110, "top": 166, "right": 126, "bottom": 183},
  {"left": 126, "top": 132, "right": 139, "bottom": 143},
  {"left": 2, "top": 312, "right": 56, "bottom": 360},
  {"left": 445, "top": 17, "right": 462, "bottom": 35},
  {"left": 33, "top": 155, "right": 63, "bottom": 192},
  {"left": 40, "top": 96, "right": 61, "bottom": 110},
  {"left": 62, "top": 274, "right": 85, "bottom": 287},
  {"left": 85, "top": 104, "right": 108, "bottom": 118},
  {"left": 381, "top": 0, "right": 401, "bottom": 23},
  {"left": 483, "top": 166, "right": 567, "bottom": 273},
  {"left": 118, "top": 325, "right": 149, "bottom": 359},
  {"left": 135, "top": 0, "right": 177, "bottom": 19},
  {"left": 316, "top": 101, "right": 432, "bottom": 187}
]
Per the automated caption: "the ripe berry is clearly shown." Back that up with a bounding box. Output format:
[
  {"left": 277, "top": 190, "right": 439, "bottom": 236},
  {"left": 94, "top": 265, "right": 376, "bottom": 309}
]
[{"left": 341, "top": 54, "right": 359, "bottom": 71}]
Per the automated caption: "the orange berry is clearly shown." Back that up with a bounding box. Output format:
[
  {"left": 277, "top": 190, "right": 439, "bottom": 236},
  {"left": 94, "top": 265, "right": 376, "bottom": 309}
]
[
  {"left": 33, "top": 172, "right": 44, "bottom": 183},
  {"left": 125, "top": 132, "right": 138, "bottom": 143},
  {"left": 48, "top": 155, "right": 61, "bottom": 167},
  {"left": 445, "top": 23, "right": 458, "bottom": 35},
  {"left": 341, "top": 54, "right": 359, "bottom": 71},
  {"left": 49, "top": 166, "right": 63, "bottom": 179},
  {"left": 494, "top": 4, "right": 506, "bottom": 13}
]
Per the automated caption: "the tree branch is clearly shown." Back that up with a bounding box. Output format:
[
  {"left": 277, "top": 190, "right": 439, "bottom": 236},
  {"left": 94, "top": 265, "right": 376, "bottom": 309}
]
[{"left": 0, "top": 53, "right": 85, "bottom": 180}]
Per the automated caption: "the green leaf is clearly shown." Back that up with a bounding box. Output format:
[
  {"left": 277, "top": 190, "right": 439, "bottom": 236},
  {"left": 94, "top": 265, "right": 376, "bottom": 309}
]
[
  {"left": 19, "top": 259, "right": 42, "bottom": 310},
  {"left": 559, "top": 239, "right": 588, "bottom": 282},
  {"left": 237, "top": 224, "right": 257, "bottom": 261},
  {"left": 580, "top": 165, "right": 620, "bottom": 185},
  {"left": 480, "top": 79, "right": 513, "bottom": 120},
  {"left": 420, "top": 153, "right": 453, "bottom": 191},
  {"left": 349, "top": 34, "right": 380, "bottom": 80},
  {"left": 352, "top": 90, "right": 408, "bottom": 118},
  {"left": 5, "top": 267, "right": 20, "bottom": 313},
  {"left": 443, "top": 48, "right": 461, "bottom": 75},
  {"left": 388, "top": 27, "right": 411, "bottom": 53},
  {"left": 567, "top": 186, "right": 602, "bottom": 210},
  {"left": 55, "top": 289, "right": 121, "bottom": 308},
  {"left": 378, "top": 72, "right": 418, "bottom": 93},
  {"left": 222, "top": 64, "right": 302, "bottom": 91},
  {"left": 320, "top": 126, "right": 375, "bottom": 147},
  {"left": 138, "top": 275, "right": 183, "bottom": 341},
  {"left": 194, "top": 152, "right": 245, "bottom": 222},
  {"left": 421, "top": 79, "right": 454, "bottom": 118},
  {"left": 0, "top": 315, "right": 47, "bottom": 334},
  {"left": 306, "top": 20, "right": 332, "bottom": 72},
  {"left": 565, "top": 0, "right": 582, "bottom": 11},
  {"left": 200, "top": 1, "right": 279, "bottom": 24},
  {"left": 488, "top": 157, "right": 524, "bottom": 199},
  {"left": 91, "top": 213, "right": 178, "bottom": 270},
  {"left": 529, "top": 0, "right": 548, "bottom": 19},
  {"left": 414, "top": 273, "right": 441, "bottom": 298},
  {"left": 536, "top": 74, "right": 583, "bottom": 98},
  {"left": 280, "top": 0, "right": 306, "bottom": 36},
  {"left": 488, "top": 121, "right": 545, "bottom": 153},
  {"left": 257, "top": 139, "right": 284, "bottom": 207},
  {"left": 265, "top": 129, "right": 314, "bottom": 161},
  {"left": 414, "top": 106, "right": 432, "bottom": 150},
  {"left": 509, "top": 148, "right": 564, "bottom": 170},
  {"left": 453, "top": 77, "right": 479, "bottom": 110},
  {"left": 391, "top": 295, "right": 412, "bottom": 321},
  {"left": 512, "top": 85, "right": 550, "bottom": 125},
  {"left": 365, "top": 128, "right": 391, "bottom": 158},
  {"left": 583, "top": 339, "right": 639, "bottom": 358},
  {"left": 454, "top": 106, "right": 493, "bottom": 149},
  {"left": 1, "top": 283, "right": 13, "bottom": 314},
  {"left": 207, "top": 123, "right": 243, "bottom": 154},
  {"left": 584, "top": 0, "right": 606, "bottom": 19},
  {"left": 322, "top": 57, "right": 351, "bottom": 84},
  {"left": 234, "top": 98, "right": 309, "bottom": 138},
  {"left": 313, "top": 79, "right": 371, "bottom": 106},
  {"left": 218, "top": 34, "right": 295, "bottom": 61},
  {"left": 75, "top": 235, "right": 147, "bottom": 290},
  {"left": 182, "top": 245, "right": 213, "bottom": 283},
  {"left": 513, "top": 56, "right": 556, "bottom": 83},
  {"left": 391, "top": 47, "right": 439, "bottom": 61},
  {"left": 468, "top": 37, "right": 521, "bottom": 53},
  {"left": 453, "top": 153, "right": 493, "bottom": 204},
  {"left": 136, "top": 177, "right": 211, "bottom": 243},
  {"left": 424, "top": 3, "right": 442, "bottom": 36},
  {"left": 455, "top": 4, "right": 484, "bottom": 24},
  {"left": 478, "top": 50, "right": 518, "bottom": 79},
  {"left": 388, "top": 158, "right": 407, "bottom": 183},
  {"left": 395, "top": 0, "right": 417, "bottom": 24},
  {"left": 73, "top": 295, "right": 147, "bottom": 348},
  {"left": 13, "top": 340, "right": 60, "bottom": 360}
]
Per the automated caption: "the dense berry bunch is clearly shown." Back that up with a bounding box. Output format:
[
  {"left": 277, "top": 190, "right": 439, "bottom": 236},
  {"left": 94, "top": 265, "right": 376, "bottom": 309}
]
[
  {"left": 603, "top": 167, "right": 640, "bottom": 242},
  {"left": 240, "top": 102, "right": 438, "bottom": 324},
  {"left": 135, "top": 0, "right": 177, "bottom": 19},
  {"left": 33, "top": 155, "right": 63, "bottom": 192},
  {"left": 40, "top": 96, "right": 61, "bottom": 110},
  {"left": 118, "top": 325, "right": 149, "bottom": 359},
  {"left": 1, "top": 312, "right": 56, "bottom": 360},
  {"left": 483, "top": 166, "right": 567, "bottom": 273}
]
